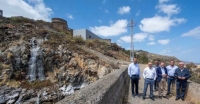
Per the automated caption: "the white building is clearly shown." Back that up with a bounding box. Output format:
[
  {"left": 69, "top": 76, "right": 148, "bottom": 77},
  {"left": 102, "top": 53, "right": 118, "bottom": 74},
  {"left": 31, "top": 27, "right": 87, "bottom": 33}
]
[{"left": 73, "top": 29, "right": 101, "bottom": 40}]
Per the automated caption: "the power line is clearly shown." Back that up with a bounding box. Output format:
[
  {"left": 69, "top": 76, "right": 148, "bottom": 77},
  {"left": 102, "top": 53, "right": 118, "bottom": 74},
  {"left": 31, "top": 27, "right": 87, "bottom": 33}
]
[{"left": 128, "top": 19, "right": 136, "bottom": 62}]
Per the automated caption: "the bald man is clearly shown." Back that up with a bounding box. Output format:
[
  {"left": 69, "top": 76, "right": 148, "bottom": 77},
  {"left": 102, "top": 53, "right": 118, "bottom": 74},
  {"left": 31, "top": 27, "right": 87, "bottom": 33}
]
[
  {"left": 156, "top": 62, "right": 168, "bottom": 99},
  {"left": 142, "top": 62, "right": 157, "bottom": 101},
  {"left": 174, "top": 62, "right": 191, "bottom": 101}
]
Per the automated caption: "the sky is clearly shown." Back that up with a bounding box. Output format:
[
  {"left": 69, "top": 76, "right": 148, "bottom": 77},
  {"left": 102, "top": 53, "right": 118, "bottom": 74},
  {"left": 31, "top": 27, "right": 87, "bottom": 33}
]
[{"left": 0, "top": 0, "right": 200, "bottom": 63}]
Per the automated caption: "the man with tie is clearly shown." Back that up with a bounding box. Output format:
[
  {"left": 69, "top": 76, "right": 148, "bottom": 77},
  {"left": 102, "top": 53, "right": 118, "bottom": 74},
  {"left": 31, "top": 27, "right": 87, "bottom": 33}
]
[
  {"left": 128, "top": 58, "right": 141, "bottom": 97},
  {"left": 174, "top": 62, "right": 191, "bottom": 101},
  {"left": 142, "top": 62, "right": 157, "bottom": 101},
  {"left": 156, "top": 62, "right": 168, "bottom": 99}
]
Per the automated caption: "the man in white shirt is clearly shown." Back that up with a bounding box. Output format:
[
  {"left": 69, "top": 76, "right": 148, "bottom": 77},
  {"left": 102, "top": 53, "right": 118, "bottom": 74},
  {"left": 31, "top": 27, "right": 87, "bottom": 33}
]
[
  {"left": 142, "top": 62, "right": 157, "bottom": 101},
  {"left": 166, "top": 60, "right": 178, "bottom": 95},
  {"left": 128, "top": 58, "right": 140, "bottom": 97}
]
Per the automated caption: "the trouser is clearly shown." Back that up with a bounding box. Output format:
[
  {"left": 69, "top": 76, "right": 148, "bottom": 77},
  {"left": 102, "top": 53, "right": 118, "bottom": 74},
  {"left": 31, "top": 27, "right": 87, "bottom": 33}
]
[
  {"left": 143, "top": 78, "right": 154, "bottom": 97},
  {"left": 176, "top": 80, "right": 187, "bottom": 98},
  {"left": 131, "top": 75, "right": 139, "bottom": 94},
  {"left": 158, "top": 78, "right": 167, "bottom": 96},
  {"left": 167, "top": 77, "right": 175, "bottom": 93},
  {"left": 154, "top": 78, "right": 158, "bottom": 90}
]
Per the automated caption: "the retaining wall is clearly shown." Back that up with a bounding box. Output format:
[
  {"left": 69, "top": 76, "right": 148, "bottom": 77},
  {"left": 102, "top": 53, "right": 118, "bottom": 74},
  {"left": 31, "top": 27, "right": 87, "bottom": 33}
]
[{"left": 56, "top": 66, "right": 130, "bottom": 104}]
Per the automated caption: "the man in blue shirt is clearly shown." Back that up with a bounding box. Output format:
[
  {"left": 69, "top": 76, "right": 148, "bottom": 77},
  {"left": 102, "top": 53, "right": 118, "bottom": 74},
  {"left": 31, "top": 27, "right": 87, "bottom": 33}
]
[
  {"left": 174, "top": 62, "right": 191, "bottom": 101},
  {"left": 166, "top": 60, "right": 178, "bottom": 95},
  {"left": 128, "top": 58, "right": 140, "bottom": 97}
]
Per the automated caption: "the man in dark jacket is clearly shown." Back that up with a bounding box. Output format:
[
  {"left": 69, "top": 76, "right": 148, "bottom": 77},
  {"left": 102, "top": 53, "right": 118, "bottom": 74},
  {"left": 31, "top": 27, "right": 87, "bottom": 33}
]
[
  {"left": 174, "top": 62, "right": 191, "bottom": 101},
  {"left": 156, "top": 62, "right": 168, "bottom": 99}
]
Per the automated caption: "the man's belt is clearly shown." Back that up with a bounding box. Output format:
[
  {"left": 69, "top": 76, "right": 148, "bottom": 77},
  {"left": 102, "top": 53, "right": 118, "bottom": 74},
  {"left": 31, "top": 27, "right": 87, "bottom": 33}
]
[
  {"left": 146, "top": 78, "right": 154, "bottom": 80},
  {"left": 132, "top": 74, "right": 139, "bottom": 76}
]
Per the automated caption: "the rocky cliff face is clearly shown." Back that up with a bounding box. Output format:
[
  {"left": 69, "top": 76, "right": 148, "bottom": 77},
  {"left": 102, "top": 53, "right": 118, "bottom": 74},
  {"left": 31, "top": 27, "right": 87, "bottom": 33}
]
[{"left": 0, "top": 17, "right": 116, "bottom": 103}]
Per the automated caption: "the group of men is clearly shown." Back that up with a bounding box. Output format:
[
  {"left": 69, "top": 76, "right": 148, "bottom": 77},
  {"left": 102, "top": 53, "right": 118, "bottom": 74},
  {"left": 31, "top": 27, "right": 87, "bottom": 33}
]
[{"left": 128, "top": 58, "right": 191, "bottom": 101}]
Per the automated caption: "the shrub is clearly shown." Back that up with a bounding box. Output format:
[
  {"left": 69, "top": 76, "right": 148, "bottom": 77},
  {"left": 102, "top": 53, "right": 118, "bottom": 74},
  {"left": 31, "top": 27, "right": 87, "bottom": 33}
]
[
  {"left": 73, "top": 36, "right": 85, "bottom": 45},
  {"left": 0, "top": 63, "right": 3, "bottom": 70},
  {"left": 86, "top": 41, "right": 94, "bottom": 48},
  {"left": 111, "top": 43, "right": 120, "bottom": 51}
]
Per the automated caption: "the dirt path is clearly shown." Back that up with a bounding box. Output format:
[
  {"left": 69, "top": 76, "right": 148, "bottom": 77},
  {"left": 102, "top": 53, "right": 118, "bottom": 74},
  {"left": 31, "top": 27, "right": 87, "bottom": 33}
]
[{"left": 128, "top": 64, "right": 189, "bottom": 104}]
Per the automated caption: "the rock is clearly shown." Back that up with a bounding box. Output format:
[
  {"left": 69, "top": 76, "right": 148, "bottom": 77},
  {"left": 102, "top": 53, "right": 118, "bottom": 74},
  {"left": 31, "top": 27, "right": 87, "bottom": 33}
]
[
  {"left": 21, "top": 89, "right": 27, "bottom": 94},
  {"left": 98, "top": 66, "right": 109, "bottom": 79},
  {"left": 8, "top": 92, "right": 19, "bottom": 99},
  {"left": 14, "top": 88, "right": 22, "bottom": 93},
  {"left": 69, "top": 58, "right": 77, "bottom": 67},
  {"left": 15, "top": 94, "right": 24, "bottom": 104},
  {"left": 7, "top": 99, "right": 16, "bottom": 104},
  {"left": 0, "top": 95, "right": 6, "bottom": 104},
  {"left": 42, "top": 91, "right": 48, "bottom": 96}
]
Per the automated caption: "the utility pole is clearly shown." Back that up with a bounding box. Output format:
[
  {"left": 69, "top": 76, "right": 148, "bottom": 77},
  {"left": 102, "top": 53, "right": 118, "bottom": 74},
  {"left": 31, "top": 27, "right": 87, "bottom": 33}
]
[{"left": 128, "top": 19, "right": 136, "bottom": 62}]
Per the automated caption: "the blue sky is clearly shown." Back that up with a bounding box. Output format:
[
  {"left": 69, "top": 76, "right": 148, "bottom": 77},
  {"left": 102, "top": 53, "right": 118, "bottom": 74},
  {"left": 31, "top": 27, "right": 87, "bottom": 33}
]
[{"left": 0, "top": 0, "right": 200, "bottom": 63}]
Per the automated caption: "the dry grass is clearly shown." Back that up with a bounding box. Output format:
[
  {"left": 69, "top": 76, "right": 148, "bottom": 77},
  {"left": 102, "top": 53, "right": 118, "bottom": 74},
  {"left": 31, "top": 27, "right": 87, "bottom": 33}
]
[
  {"left": 0, "top": 74, "right": 8, "bottom": 86},
  {"left": 21, "top": 80, "right": 53, "bottom": 89},
  {"left": 1, "top": 64, "right": 10, "bottom": 69},
  {"left": 6, "top": 80, "right": 21, "bottom": 88}
]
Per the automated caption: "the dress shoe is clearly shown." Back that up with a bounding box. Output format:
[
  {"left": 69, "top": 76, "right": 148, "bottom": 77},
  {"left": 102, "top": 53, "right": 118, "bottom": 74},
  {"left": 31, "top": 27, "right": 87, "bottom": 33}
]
[
  {"left": 142, "top": 97, "right": 145, "bottom": 100},
  {"left": 163, "top": 96, "right": 168, "bottom": 99},
  {"left": 166, "top": 92, "right": 170, "bottom": 95},
  {"left": 150, "top": 97, "right": 155, "bottom": 101},
  {"left": 132, "top": 94, "right": 135, "bottom": 97},
  {"left": 175, "top": 97, "right": 180, "bottom": 100},
  {"left": 181, "top": 97, "right": 185, "bottom": 101},
  {"left": 135, "top": 94, "right": 140, "bottom": 97},
  {"left": 159, "top": 96, "right": 162, "bottom": 99}
]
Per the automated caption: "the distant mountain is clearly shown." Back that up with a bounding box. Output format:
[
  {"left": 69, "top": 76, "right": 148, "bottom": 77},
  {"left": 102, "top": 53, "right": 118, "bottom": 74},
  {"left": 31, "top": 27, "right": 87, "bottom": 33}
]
[
  {"left": 182, "top": 61, "right": 200, "bottom": 65},
  {"left": 135, "top": 50, "right": 180, "bottom": 64}
]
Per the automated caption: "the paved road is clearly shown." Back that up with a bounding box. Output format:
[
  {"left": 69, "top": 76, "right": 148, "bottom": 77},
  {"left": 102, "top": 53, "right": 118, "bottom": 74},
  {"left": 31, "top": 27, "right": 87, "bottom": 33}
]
[{"left": 128, "top": 64, "right": 189, "bottom": 104}]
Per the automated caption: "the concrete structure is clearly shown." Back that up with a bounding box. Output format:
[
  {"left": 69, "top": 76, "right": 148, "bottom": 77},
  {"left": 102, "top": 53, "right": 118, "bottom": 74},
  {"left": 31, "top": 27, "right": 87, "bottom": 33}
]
[
  {"left": 73, "top": 29, "right": 101, "bottom": 40},
  {"left": 52, "top": 18, "right": 68, "bottom": 31},
  {"left": 0, "top": 10, "right": 3, "bottom": 17},
  {"left": 56, "top": 66, "right": 130, "bottom": 104}
]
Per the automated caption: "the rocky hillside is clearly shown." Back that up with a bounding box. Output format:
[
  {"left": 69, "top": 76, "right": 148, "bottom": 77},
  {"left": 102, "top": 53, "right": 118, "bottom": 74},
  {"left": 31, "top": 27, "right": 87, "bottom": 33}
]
[{"left": 0, "top": 17, "right": 122, "bottom": 104}]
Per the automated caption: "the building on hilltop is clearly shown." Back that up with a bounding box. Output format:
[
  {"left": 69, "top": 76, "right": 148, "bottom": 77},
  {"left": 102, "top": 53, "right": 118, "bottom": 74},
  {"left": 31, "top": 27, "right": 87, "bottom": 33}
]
[
  {"left": 0, "top": 10, "right": 3, "bottom": 17},
  {"left": 52, "top": 18, "right": 68, "bottom": 31},
  {"left": 73, "top": 29, "right": 100, "bottom": 40},
  {"left": 73, "top": 29, "right": 111, "bottom": 45}
]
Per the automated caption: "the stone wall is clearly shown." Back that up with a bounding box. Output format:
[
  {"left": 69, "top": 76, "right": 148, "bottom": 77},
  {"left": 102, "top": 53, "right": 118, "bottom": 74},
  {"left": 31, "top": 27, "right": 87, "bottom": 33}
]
[
  {"left": 186, "top": 81, "right": 200, "bottom": 104},
  {"left": 52, "top": 18, "right": 68, "bottom": 31},
  {"left": 56, "top": 66, "right": 130, "bottom": 104}
]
